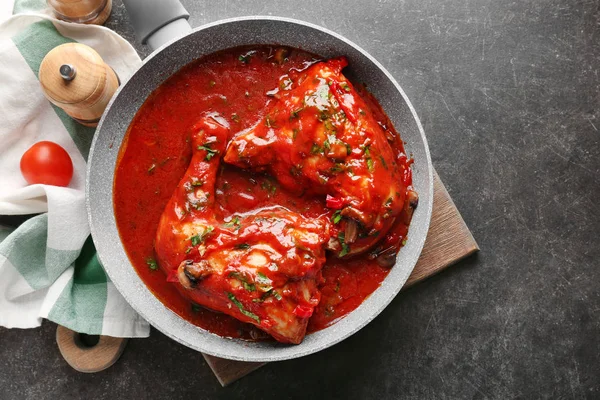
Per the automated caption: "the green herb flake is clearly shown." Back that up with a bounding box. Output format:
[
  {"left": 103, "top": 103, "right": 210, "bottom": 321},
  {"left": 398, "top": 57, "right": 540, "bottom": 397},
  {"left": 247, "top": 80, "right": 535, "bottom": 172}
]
[
  {"left": 224, "top": 216, "right": 241, "bottom": 230},
  {"left": 256, "top": 272, "right": 272, "bottom": 286},
  {"left": 363, "top": 145, "right": 371, "bottom": 157},
  {"left": 330, "top": 163, "right": 344, "bottom": 174},
  {"left": 339, "top": 243, "right": 351, "bottom": 257},
  {"left": 229, "top": 272, "right": 256, "bottom": 292},
  {"left": 197, "top": 144, "right": 219, "bottom": 161},
  {"left": 311, "top": 143, "right": 322, "bottom": 154},
  {"left": 235, "top": 243, "right": 251, "bottom": 250},
  {"left": 261, "top": 180, "right": 277, "bottom": 195},
  {"left": 253, "top": 289, "right": 282, "bottom": 303},
  {"left": 146, "top": 258, "right": 158, "bottom": 271},
  {"left": 242, "top": 282, "right": 256, "bottom": 292},
  {"left": 191, "top": 303, "right": 202, "bottom": 313},
  {"left": 290, "top": 107, "right": 303, "bottom": 119},
  {"left": 227, "top": 292, "right": 260, "bottom": 322},
  {"left": 190, "top": 226, "right": 214, "bottom": 246},
  {"left": 255, "top": 272, "right": 273, "bottom": 292},
  {"left": 402, "top": 238, "right": 408, "bottom": 246},
  {"left": 238, "top": 54, "right": 251, "bottom": 64},
  {"left": 379, "top": 155, "right": 388, "bottom": 169},
  {"left": 147, "top": 164, "right": 156, "bottom": 174},
  {"left": 190, "top": 235, "right": 201, "bottom": 246},
  {"left": 332, "top": 210, "right": 343, "bottom": 224},
  {"left": 367, "top": 158, "right": 374, "bottom": 172},
  {"left": 191, "top": 179, "right": 203, "bottom": 187},
  {"left": 345, "top": 143, "right": 352, "bottom": 155},
  {"left": 231, "top": 113, "right": 241, "bottom": 123},
  {"left": 338, "top": 232, "right": 350, "bottom": 257}
]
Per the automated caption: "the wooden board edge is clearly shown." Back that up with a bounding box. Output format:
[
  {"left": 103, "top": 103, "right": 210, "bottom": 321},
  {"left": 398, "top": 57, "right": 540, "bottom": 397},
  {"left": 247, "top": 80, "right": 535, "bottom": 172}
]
[{"left": 202, "top": 353, "right": 266, "bottom": 387}]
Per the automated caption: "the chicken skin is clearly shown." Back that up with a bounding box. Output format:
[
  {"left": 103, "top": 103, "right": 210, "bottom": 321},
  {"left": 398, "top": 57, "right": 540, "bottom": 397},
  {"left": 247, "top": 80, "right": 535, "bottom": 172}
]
[
  {"left": 224, "top": 57, "right": 409, "bottom": 257},
  {"left": 155, "top": 114, "right": 331, "bottom": 344}
]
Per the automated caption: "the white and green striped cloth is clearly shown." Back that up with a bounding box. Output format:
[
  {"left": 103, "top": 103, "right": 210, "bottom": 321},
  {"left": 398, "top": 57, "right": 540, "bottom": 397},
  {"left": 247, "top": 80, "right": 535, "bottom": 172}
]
[{"left": 0, "top": 2, "right": 150, "bottom": 337}]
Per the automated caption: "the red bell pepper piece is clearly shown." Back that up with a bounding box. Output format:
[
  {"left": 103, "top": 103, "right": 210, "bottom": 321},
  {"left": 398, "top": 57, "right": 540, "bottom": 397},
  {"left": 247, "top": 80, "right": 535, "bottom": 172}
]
[
  {"left": 326, "top": 194, "right": 344, "bottom": 210},
  {"left": 293, "top": 304, "right": 314, "bottom": 318}
]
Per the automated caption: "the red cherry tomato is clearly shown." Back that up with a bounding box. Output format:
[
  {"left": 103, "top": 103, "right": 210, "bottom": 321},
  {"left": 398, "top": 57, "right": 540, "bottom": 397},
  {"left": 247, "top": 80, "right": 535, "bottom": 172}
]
[{"left": 20, "top": 141, "right": 73, "bottom": 187}]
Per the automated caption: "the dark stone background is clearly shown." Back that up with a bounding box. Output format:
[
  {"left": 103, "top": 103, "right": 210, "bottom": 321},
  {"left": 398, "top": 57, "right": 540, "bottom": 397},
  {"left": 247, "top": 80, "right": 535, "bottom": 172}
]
[{"left": 1, "top": 0, "right": 599, "bottom": 398}]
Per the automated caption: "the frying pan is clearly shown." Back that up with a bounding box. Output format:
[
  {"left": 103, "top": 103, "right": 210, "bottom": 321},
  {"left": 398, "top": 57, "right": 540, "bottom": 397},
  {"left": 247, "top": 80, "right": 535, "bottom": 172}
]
[{"left": 87, "top": 0, "right": 433, "bottom": 362}]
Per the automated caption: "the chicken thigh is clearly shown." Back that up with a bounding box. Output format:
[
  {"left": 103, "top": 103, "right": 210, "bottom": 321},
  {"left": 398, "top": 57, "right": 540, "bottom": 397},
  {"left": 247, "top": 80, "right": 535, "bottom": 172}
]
[
  {"left": 155, "top": 114, "right": 331, "bottom": 344},
  {"left": 224, "top": 57, "right": 410, "bottom": 257}
]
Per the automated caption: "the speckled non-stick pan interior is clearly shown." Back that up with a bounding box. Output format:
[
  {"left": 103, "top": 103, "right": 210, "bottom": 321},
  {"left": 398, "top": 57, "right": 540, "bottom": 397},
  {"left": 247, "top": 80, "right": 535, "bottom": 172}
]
[{"left": 87, "top": 16, "right": 433, "bottom": 362}]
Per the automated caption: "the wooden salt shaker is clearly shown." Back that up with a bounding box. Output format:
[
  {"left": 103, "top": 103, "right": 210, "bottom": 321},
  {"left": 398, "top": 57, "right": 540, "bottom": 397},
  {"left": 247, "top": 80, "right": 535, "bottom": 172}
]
[
  {"left": 39, "top": 43, "right": 119, "bottom": 127},
  {"left": 47, "top": 0, "right": 112, "bottom": 25}
]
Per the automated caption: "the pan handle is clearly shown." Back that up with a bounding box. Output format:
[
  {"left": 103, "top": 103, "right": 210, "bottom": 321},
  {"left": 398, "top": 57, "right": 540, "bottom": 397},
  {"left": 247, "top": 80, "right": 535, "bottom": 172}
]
[{"left": 122, "top": 0, "right": 192, "bottom": 51}]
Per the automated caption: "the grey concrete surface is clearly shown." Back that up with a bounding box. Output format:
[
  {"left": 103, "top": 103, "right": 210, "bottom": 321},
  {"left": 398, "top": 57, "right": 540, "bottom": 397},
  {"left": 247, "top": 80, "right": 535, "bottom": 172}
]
[{"left": 1, "top": 0, "right": 599, "bottom": 398}]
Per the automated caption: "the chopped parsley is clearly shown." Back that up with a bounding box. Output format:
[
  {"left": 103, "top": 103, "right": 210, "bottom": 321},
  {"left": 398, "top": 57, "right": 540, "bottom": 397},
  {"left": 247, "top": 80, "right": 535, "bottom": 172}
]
[
  {"left": 330, "top": 163, "right": 344, "bottom": 174},
  {"left": 146, "top": 258, "right": 158, "bottom": 271},
  {"left": 311, "top": 143, "right": 322, "bottom": 154},
  {"left": 235, "top": 243, "right": 250, "bottom": 250},
  {"left": 191, "top": 303, "right": 202, "bottom": 313},
  {"left": 363, "top": 145, "right": 371, "bottom": 157},
  {"left": 238, "top": 54, "right": 251, "bottom": 64},
  {"left": 332, "top": 210, "right": 343, "bottom": 224},
  {"left": 261, "top": 180, "right": 277, "bottom": 196},
  {"left": 366, "top": 158, "right": 374, "bottom": 172},
  {"left": 231, "top": 113, "right": 241, "bottom": 123},
  {"left": 227, "top": 292, "right": 260, "bottom": 322},
  {"left": 363, "top": 145, "right": 374, "bottom": 172},
  {"left": 256, "top": 272, "right": 273, "bottom": 292},
  {"left": 290, "top": 107, "right": 303, "bottom": 119},
  {"left": 224, "top": 216, "right": 241, "bottom": 230},
  {"left": 197, "top": 144, "right": 218, "bottom": 161},
  {"left": 229, "top": 272, "right": 256, "bottom": 292},
  {"left": 252, "top": 289, "right": 282, "bottom": 303},
  {"left": 379, "top": 155, "right": 388, "bottom": 169},
  {"left": 345, "top": 143, "right": 352, "bottom": 155},
  {"left": 338, "top": 232, "right": 350, "bottom": 257},
  {"left": 189, "top": 226, "right": 214, "bottom": 246}
]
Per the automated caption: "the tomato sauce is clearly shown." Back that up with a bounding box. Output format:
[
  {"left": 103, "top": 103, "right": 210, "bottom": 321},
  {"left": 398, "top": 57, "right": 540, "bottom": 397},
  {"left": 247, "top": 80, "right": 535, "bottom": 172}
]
[{"left": 113, "top": 46, "right": 413, "bottom": 340}]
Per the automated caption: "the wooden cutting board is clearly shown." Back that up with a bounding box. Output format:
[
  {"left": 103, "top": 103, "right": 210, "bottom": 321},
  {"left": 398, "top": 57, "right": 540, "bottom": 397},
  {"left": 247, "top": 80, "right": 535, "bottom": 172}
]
[{"left": 202, "top": 169, "right": 479, "bottom": 386}]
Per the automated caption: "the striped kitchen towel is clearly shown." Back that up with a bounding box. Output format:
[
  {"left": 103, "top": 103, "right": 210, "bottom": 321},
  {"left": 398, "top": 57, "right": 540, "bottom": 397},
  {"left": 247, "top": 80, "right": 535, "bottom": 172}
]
[{"left": 0, "top": 5, "right": 150, "bottom": 337}]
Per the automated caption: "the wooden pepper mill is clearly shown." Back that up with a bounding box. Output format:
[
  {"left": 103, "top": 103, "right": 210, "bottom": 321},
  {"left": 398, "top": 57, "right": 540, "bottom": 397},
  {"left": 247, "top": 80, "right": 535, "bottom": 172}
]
[
  {"left": 47, "top": 0, "right": 113, "bottom": 25},
  {"left": 39, "top": 43, "right": 119, "bottom": 127}
]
